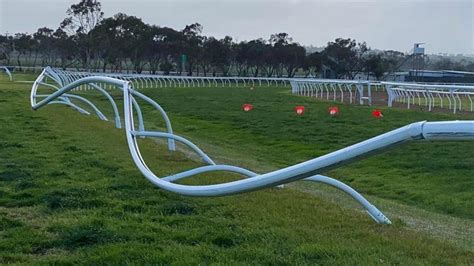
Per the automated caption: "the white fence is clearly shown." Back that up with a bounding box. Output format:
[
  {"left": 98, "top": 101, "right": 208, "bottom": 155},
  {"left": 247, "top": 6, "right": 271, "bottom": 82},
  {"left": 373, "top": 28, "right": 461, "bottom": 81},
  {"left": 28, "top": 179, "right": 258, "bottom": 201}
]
[
  {"left": 42, "top": 67, "right": 292, "bottom": 90},
  {"left": 25, "top": 66, "right": 474, "bottom": 113},
  {"left": 29, "top": 66, "right": 474, "bottom": 224},
  {"left": 384, "top": 82, "right": 474, "bottom": 114},
  {"left": 290, "top": 79, "right": 374, "bottom": 105}
]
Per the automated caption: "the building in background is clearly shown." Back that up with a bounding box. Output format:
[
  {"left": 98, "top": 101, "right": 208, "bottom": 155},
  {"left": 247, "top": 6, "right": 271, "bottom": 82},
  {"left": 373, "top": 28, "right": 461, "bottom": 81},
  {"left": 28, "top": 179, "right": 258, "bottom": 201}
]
[{"left": 386, "top": 70, "right": 474, "bottom": 83}]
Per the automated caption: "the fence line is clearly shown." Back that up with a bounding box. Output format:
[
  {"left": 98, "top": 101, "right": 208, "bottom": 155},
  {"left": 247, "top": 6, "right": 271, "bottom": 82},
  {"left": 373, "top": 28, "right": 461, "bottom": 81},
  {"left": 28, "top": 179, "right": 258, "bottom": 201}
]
[
  {"left": 17, "top": 66, "right": 474, "bottom": 113},
  {"left": 28, "top": 67, "right": 474, "bottom": 224},
  {"left": 384, "top": 82, "right": 474, "bottom": 114},
  {"left": 290, "top": 79, "right": 374, "bottom": 105}
]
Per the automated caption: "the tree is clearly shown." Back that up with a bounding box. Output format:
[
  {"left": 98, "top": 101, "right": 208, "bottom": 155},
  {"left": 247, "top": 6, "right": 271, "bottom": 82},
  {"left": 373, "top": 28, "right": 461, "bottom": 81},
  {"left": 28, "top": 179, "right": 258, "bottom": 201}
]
[
  {"left": 181, "top": 23, "right": 204, "bottom": 75},
  {"left": 364, "top": 54, "right": 389, "bottom": 80},
  {"left": 33, "top": 27, "right": 55, "bottom": 66},
  {"left": 146, "top": 25, "right": 167, "bottom": 74},
  {"left": 238, "top": 39, "right": 267, "bottom": 77},
  {"left": 89, "top": 16, "right": 123, "bottom": 71},
  {"left": 154, "top": 27, "right": 183, "bottom": 74},
  {"left": 303, "top": 51, "right": 323, "bottom": 77},
  {"left": 266, "top": 33, "right": 305, "bottom": 77},
  {"left": 269, "top": 33, "right": 292, "bottom": 46},
  {"left": 115, "top": 14, "right": 149, "bottom": 73},
  {"left": 0, "top": 34, "right": 14, "bottom": 65},
  {"left": 380, "top": 50, "right": 407, "bottom": 72},
  {"left": 12, "top": 33, "right": 34, "bottom": 69},
  {"left": 280, "top": 43, "right": 306, "bottom": 77},
  {"left": 90, "top": 13, "right": 150, "bottom": 73},
  {"left": 322, "top": 38, "right": 369, "bottom": 79},
  {"left": 61, "top": 0, "right": 104, "bottom": 69},
  {"left": 60, "top": 0, "right": 103, "bottom": 35},
  {"left": 53, "top": 28, "right": 77, "bottom": 68},
  {"left": 202, "top": 36, "right": 234, "bottom": 76}
]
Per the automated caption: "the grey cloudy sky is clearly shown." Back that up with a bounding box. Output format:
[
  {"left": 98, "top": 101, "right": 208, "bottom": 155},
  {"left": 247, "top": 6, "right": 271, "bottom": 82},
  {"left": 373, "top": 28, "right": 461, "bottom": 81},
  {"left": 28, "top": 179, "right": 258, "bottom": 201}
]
[{"left": 1, "top": 0, "right": 473, "bottom": 55}]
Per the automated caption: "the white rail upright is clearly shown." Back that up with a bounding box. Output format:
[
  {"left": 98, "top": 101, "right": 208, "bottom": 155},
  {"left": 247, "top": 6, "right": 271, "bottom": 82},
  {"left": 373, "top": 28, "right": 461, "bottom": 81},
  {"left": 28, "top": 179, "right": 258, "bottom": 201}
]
[
  {"left": 30, "top": 67, "right": 474, "bottom": 225},
  {"left": 384, "top": 81, "right": 474, "bottom": 114},
  {"left": 290, "top": 78, "right": 373, "bottom": 105}
]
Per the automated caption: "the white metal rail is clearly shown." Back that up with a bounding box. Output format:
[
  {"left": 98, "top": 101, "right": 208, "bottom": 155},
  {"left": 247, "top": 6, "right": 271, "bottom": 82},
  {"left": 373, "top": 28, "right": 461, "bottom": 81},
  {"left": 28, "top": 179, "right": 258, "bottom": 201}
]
[
  {"left": 384, "top": 81, "right": 474, "bottom": 114},
  {"left": 1, "top": 66, "right": 12, "bottom": 81},
  {"left": 30, "top": 68, "right": 474, "bottom": 225},
  {"left": 290, "top": 79, "right": 373, "bottom": 105}
]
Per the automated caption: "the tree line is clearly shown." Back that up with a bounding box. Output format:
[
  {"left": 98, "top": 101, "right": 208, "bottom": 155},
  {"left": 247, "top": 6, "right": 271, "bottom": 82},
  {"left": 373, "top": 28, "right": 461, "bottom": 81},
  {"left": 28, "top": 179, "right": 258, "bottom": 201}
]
[{"left": 1, "top": 0, "right": 473, "bottom": 79}]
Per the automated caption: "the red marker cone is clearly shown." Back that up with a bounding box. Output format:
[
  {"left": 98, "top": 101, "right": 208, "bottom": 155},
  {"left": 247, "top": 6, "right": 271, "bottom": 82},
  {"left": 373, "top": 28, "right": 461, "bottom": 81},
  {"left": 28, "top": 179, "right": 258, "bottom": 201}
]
[
  {"left": 242, "top": 104, "right": 253, "bottom": 112},
  {"left": 372, "top": 109, "right": 383, "bottom": 118},
  {"left": 329, "top": 106, "right": 339, "bottom": 116},
  {"left": 295, "top": 106, "right": 305, "bottom": 115}
]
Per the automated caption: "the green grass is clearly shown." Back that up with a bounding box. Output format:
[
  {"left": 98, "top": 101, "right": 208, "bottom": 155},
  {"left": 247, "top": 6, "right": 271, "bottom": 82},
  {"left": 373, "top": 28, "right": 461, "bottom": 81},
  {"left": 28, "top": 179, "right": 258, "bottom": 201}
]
[{"left": 0, "top": 73, "right": 473, "bottom": 264}]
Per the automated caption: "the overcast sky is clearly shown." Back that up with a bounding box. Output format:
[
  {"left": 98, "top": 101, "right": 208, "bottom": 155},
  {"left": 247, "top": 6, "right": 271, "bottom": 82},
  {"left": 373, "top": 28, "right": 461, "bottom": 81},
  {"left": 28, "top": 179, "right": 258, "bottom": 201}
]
[{"left": 0, "top": 0, "right": 473, "bottom": 55}]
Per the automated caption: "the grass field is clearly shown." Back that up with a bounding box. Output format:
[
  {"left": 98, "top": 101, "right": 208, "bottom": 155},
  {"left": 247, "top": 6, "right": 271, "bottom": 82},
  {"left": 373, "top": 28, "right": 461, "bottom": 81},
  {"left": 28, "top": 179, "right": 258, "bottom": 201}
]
[{"left": 0, "top": 73, "right": 473, "bottom": 264}]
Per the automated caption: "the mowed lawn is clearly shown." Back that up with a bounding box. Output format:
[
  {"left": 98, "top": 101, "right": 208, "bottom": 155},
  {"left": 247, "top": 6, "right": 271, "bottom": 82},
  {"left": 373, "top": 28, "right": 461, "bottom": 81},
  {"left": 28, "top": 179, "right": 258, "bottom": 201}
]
[{"left": 0, "top": 73, "right": 473, "bottom": 264}]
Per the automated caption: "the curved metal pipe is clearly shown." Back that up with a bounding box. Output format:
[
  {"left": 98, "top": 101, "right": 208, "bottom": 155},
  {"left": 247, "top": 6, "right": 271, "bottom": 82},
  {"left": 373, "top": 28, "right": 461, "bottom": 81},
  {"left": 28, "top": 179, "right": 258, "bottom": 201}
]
[
  {"left": 131, "top": 130, "right": 215, "bottom": 165},
  {"left": 159, "top": 164, "right": 391, "bottom": 224},
  {"left": 31, "top": 76, "right": 127, "bottom": 110},
  {"left": 127, "top": 89, "right": 176, "bottom": 151},
  {"left": 124, "top": 98, "right": 474, "bottom": 197},
  {"left": 89, "top": 83, "right": 122, "bottom": 128},
  {"left": 47, "top": 100, "right": 91, "bottom": 115},
  {"left": 31, "top": 69, "right": 474, "bottom": 225},
  {"left": 37, "top": 94, "right": 107, "bottom": 120},
  {"left": 304, "top": 175, "right": 391, "bottom": 224},
  {"left": 1, "top": 66, "right": 13, "bottom": 81},
  {"left": 62, "top": 94, "right": 108, "bottom": 121},
  {"left": 162, "top": 164, "right": 257, "bottom": 182}
]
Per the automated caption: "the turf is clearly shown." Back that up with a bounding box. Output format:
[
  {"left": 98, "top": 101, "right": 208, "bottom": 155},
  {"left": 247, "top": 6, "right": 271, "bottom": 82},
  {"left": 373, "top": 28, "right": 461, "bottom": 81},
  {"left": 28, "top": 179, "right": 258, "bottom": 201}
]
[{"left": 0, "top": 73, "right": 473, "bottom": 264}]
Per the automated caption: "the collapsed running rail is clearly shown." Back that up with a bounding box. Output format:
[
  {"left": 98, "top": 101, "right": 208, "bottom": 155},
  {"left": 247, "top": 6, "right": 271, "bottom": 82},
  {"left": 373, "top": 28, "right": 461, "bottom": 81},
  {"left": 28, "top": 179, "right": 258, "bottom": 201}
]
[
  {"left": 31, "top": 67, "right": 474, "bottom": 225},
  {"left": 1, "top": 66, "right": 12, "bottom": 81}
]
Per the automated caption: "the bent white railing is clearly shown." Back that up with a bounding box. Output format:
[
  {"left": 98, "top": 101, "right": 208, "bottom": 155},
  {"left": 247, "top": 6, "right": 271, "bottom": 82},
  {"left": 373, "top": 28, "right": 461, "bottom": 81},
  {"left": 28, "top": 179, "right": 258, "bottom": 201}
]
[
  {"left": 384, "top": 81, "right": 474, "bottom": 114},
  {"left": 1, "top": 66, "right": 12, "bottom": 81},
  {"left": 47, "top": 67, "right": 290, "bottom": 89},
  {"left": 31, "top": 68, "right": 474, "bottom": 224},
  {"left": 44, "top": 67, "right": 376, "bottom": 105}
]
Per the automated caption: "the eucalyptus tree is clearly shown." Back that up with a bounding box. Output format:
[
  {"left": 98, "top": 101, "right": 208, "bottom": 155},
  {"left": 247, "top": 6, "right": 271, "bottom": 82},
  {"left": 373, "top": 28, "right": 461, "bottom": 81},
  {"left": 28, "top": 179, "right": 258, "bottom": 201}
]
[
  {"left": 114, "top": 14, "right": 149, "bottom": 73},
  {"left": 33, "top": 27, "right": 55, "bottom": 66},
  {"left": 380, "top": 50, "right": 406, "bottom": 72},
  {"left": 269, "top": 33, "right": 289, "bottom": 77},
  {"left": 265, "top": 33, "right": 305, "bottom": 77},
  {"left": 89, "top": 16, "right": 123, "bottom": 71},
  {"left": 60, "top": 0, "right": 104, "bottom": 69},
  {"left": 147, "top": 26, "right": 182, "bottom": 74},
  {"left": 280, "top": 43, "right": 306, "bottom": 77},
  {"left": 363, "top": 54, "right": 388, "bottom": 80},
  {"left": 181, "top": 23, "right": 204, "bottom": 75},
  {"left": 146, "top": 25, "right": 165, "bottom": 74},
  {"left": 53, "top": 28, "right": 77, "bottom": 69},
  {"left": 0, "top": 35, "right": 13, "bottom": 65},
  {"left": 303, "top": 51, "right": 323, "bottom": 77},
  {"left": 201, "top": 36, "right": 235, "bottom": 76},
  {"left": 234, "top": 41, "right": 249, "bottom": 76},
  {"left": 322, "top": 38, "right": 369, "bottom": 79},
  {"left": 237, "top": 39, "right": 267, "bottom": 77},
  {"left": 90, "top": 13, "right": 150, "bottom": 73},
  {"left": 12, "top": 33, "right": 35, "bottom": 69}
]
